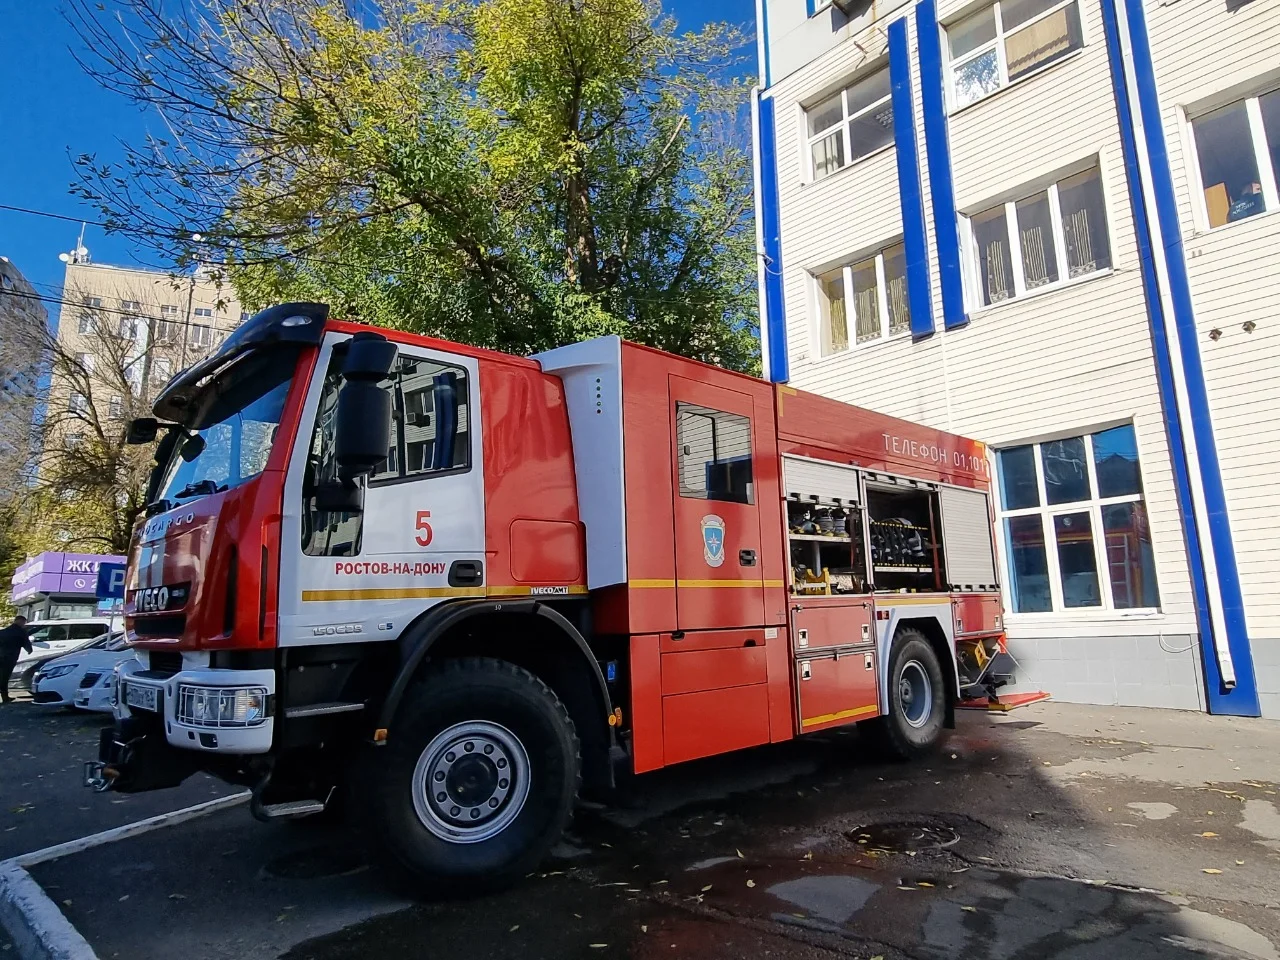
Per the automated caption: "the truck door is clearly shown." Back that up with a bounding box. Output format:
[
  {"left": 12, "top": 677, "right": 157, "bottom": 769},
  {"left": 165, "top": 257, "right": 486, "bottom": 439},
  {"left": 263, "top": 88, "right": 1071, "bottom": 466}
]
[
  {"left": 668, "top": 376, "right": 765, "bottom": 631},
  {"left": 278, "top": 335, "right": 486, "bottom": 646}
]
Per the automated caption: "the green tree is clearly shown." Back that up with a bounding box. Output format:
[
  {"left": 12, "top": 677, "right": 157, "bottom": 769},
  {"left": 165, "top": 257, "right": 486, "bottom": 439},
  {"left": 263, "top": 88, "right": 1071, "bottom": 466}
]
[{"left": 68, "top": 0, "right": 759, "bottom": 371}]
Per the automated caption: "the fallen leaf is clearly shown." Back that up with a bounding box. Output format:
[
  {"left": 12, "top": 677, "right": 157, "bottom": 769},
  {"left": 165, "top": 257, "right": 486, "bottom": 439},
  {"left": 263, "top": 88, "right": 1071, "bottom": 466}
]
[
  {"left": 1235, "top": 860, "right": 1245, "bottom": 866},
  {"left": 961, "top": 906, "right": 977, "bottom": 913},
  {"left": 917, "top": 881, "right": 935, "bottom": 888},
  {"left": 736, "top": 849, "right": 744, "bottom": 859},
  {"left": 951, "top": 754, "right": 957, "bottom": 759},
  {"left": 509, "top": 925, "right": 520, "bottom": 933},
  {"left": 652, "top": 880, "right": 668, "bottom": 885},
  {"left": 897, "top": 885, "right": 916, "bottom": 891},
  {"left": 118, "top": 895, "right": 129, "bottom": 902},
  {"left": 746, "top": 879, "right": 756, "bottom": 888},
  {"left": 1200, "top": 832, "right": 1218, "bottom": 838},
  {"left": 1202, "top": 868, "right": 1223, "bottom": 875},
  {"left": 701, "top": 884, "right": 712, "bottom": 892},
  {"left": 62, "top": 900, "right": 72, "bottom": 907},
  {"left": 574, "top": 913, "right": 582, "bottom": 919},
  {"left": 167, "top": 894, "right": 186, "bottom": 901},
  {"left": 905, "top": 851, "right": 917, "bottom": 857},
  {"left": 641, "top": 925, "right": 647, "bottom": 933},
  {"left": 589, "top": 944, "right": 608, "bottom": 949},
  {"left": 803, "top": 851, "right": 813, "bottom": 860},
  {"left": 275, "top": 914, "right": 287, "bottom": 923}
]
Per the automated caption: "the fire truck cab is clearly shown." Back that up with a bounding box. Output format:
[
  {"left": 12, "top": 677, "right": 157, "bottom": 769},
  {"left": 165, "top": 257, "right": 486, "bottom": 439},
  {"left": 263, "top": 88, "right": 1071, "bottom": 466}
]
[{"left": 89, "top": 303, "right": 1008, "bottom": 892}]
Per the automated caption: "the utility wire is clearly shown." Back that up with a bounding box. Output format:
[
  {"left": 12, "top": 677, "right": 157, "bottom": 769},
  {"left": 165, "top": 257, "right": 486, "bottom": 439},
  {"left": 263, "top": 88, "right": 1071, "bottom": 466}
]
[{"left": 0, "top": 288, "right": 236, "bottom": 333}]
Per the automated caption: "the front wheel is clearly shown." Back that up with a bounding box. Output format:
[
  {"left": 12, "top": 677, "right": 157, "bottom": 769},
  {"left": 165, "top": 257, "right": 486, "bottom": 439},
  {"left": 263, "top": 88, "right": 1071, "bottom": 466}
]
[
  {"left": 367, "top": 658, "right": 580, "bottom": 895},
  {"left": 866, "top": 629, "right": 947, "bottom": 760}
]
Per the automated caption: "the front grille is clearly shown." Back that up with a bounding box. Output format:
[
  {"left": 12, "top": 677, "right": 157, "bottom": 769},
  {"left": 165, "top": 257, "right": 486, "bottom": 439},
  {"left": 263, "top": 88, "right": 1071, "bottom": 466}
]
[
  {"left": 79, "top": 672, "right": 103, "bottom": 689},
  {"left": 148, "top": 651, "right": 184, "bottom": 677},
  {"left": 31, "top": 691, "right": 62, "bottom": 704},
  {"left": 133, "top": 615, "right": 187, "bottom": 640}
]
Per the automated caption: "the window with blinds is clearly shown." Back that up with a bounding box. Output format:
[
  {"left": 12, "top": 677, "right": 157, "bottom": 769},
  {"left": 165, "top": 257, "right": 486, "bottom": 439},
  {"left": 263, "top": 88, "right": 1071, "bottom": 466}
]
[
  {"left": 813, "top": 240, "right": 911, "bottom": 356},
  {"left": 964, "top": 164, "right": 1111, "bottom": 309}
]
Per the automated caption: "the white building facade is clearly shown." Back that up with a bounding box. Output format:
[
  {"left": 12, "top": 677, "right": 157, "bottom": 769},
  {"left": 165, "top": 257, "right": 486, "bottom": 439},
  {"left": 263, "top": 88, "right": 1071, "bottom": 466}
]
[{"left": 753, "top": 0, "right": 1280, "bottom": 717}]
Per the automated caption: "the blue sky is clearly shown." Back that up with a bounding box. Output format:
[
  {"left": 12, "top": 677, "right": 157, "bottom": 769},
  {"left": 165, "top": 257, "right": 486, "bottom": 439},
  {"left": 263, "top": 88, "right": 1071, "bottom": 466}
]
[{"left": 0, "top": 0, "right": 755, "bottom": 310}]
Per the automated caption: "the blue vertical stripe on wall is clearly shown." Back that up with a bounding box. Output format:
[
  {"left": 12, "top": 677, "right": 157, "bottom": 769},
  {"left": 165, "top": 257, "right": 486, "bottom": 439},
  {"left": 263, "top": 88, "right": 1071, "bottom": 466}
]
[
  {"left": 914, "top": 0, "right": 968, "bottom": 331},
  {"left": 805, "top": 0, "right": 816, "bottom": 17},
  {"left": 1099, "top": 0, "right": 1258, "bottom": 715},
  {"left": 760, "top": 0, "right": 773, "bottom": 88},
  {"left": 888, "top": 17, "right": 934, "bottom": 340},
  {"left": 757, "top": 94, "right": 790, "bottom": 383}
]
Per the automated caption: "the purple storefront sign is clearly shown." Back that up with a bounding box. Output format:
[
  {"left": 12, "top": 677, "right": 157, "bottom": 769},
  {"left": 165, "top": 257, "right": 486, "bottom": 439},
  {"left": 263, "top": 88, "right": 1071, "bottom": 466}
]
[{"left": 10, "top": 552, "right": 127, "bottom": 603}]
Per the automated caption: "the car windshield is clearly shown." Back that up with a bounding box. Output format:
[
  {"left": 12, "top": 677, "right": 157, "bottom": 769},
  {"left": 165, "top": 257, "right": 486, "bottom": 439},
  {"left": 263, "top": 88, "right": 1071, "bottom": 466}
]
[{"left": 157, "top": 364, "right": 294, "bottom": 504}]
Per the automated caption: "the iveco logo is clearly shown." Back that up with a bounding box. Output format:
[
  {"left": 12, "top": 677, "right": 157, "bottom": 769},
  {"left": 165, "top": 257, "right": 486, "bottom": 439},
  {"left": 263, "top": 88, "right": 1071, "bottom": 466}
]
[{"left": 311, "top": 623, "right": 364, "bottom": 636}]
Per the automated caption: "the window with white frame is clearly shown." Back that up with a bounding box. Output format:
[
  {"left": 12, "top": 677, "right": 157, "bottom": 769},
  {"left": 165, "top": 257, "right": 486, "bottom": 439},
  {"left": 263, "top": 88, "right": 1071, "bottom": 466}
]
[
  {"left": 814, "top": 241, "right": 911, "bottom": 356},
  {"left": 68, "top": 391, "right": 88, "bottom": 415},
  {"left": 108, "top": 395, "right": 123, "bottom": 420},
  {"left": 157, "top": 304, "right": 180, "bottom": 343},
  {"left": 965, "top": 164, "right": 1110, "bottom": 308},
  {"left": 189, "top": 323, "right": 214, "bottom": 348},
  {"left": 75, "top": 352, "right": 94, "bottom": 375},
  {"left": 1190, "top": 86, "right": 1280, "bottom": 229},
  {"left": 805, "top": 66, "right": 894, "bottom": 182},
  {"left": 996, "top": 423, "right": 1160, "bottom": 614},
  {"left": 947, "top": 0, "right": 1084, "bottom": 110}
]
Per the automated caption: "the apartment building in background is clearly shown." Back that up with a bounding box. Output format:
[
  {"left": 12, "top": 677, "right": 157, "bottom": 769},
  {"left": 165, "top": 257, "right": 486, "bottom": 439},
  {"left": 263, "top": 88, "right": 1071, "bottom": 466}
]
[
  {"left": 0, "top": 256, "right": 49, "bottom": 495},
  {"left": 752, "top": 0, "right": 1279, "bottom": 717},
  {"left": 49, "top": 256, "right": 245, "bottom": 449}
]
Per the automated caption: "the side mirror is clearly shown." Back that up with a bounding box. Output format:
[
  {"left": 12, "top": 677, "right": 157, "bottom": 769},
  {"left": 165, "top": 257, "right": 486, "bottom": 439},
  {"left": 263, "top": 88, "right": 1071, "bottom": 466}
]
[
  {"left": 334, "top": 333, "right": 398, "bottom": 482},
  {"left": 125, "top": 418, "right": 159, "bottom": 445}
]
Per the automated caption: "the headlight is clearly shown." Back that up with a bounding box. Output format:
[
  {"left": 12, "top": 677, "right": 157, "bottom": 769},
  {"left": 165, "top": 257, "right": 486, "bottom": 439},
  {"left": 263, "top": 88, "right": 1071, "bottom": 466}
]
[
  {"left": 176, "top": 685, "right": 269, "bottom": 727},
  {"left": 40, "top": 664, "right": 78, "bottom": 680}
]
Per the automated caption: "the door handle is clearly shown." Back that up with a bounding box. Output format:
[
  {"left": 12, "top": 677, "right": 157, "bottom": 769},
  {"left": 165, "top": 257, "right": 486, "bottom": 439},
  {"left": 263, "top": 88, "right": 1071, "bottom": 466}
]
[
  {"left": 448, "top": 560, "right": 484, "bottom": 587},
  {"left": 739, "top": 549, "right": 757, "bottom": 567}
]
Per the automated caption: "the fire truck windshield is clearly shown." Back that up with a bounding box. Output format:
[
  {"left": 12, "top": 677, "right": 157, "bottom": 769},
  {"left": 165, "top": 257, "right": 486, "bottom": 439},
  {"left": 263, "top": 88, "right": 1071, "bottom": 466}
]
[{"left": 155, "top": 356, "right": 295, "bottom": 505}]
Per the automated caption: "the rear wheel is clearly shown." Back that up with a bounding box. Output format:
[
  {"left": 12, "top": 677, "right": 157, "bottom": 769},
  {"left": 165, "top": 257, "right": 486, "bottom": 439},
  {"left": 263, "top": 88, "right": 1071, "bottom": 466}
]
[
  {"left": 866, "top": 629, "right": 947, "bottom": 760},
  {"left": 368, "top": 657, "right": 579, "bottom": 895}
]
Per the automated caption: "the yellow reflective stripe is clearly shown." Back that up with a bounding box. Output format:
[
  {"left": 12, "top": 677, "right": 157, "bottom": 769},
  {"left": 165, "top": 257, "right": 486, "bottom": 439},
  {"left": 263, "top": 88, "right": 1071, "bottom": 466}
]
[
  {"left": 303, "top": 587, "right": 485, "bottom": 602},
  {"left": 801, "top": 704, "right": 879, "bottom": 727},
  {"left": 488, "top": 585, "right": 589, "bottom": 596},
  {"left": 877, "top": 596, "right": 950, "bottom": 606},
  {"left": 302, "top": 585, "right": 587, "bottom": 602},
  {"left": 628, "top": 579, "right": 785, "bottom": 589}
]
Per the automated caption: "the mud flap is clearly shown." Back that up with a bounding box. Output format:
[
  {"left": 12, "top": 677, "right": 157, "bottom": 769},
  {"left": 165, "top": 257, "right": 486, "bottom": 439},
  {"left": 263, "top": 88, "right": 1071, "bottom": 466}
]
[{"left": 89, "top": 720, "right": 200, "bottom": 793}]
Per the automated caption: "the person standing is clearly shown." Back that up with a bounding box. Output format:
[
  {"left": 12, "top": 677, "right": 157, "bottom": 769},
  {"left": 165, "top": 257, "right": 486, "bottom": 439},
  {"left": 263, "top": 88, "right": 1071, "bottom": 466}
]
[{"left": 0, "top": 615, "right": 32, "bottom": 704}]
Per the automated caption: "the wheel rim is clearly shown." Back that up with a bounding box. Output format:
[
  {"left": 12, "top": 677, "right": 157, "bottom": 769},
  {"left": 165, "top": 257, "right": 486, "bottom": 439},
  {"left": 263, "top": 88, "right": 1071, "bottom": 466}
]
[
  {"left": 411, "top": 720, "right": 531, "bottom": 844},
  {"left": 898, "top": 660, "right": 933, "bottom": 729}
]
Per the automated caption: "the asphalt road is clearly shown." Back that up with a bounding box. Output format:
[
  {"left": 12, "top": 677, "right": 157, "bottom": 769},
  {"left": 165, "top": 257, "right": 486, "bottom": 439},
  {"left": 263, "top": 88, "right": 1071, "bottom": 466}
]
[{"left": 3, "top": 698, "right": 1279, "bottom": 960}]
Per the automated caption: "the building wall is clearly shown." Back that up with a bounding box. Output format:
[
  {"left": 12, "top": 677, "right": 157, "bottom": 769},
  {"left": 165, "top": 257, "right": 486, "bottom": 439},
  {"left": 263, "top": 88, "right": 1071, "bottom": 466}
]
[
  {"left": 0, "top": 257, "right": 48, "bottom": 498},
  {"left": 48, "top": 261, "right": 244, "bottom": 441},
  {"left": 757, "top": 0, "right": 1280, "bottom": 714},
  {"left": 1143, "top": 0, "right": 1280, "bottom": 716}
]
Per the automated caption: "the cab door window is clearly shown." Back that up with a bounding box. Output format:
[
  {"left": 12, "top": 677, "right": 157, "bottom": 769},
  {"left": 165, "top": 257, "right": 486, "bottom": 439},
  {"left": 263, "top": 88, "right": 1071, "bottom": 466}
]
[{"left": 301, "top": 350, "right": 470, "bottom": 556}]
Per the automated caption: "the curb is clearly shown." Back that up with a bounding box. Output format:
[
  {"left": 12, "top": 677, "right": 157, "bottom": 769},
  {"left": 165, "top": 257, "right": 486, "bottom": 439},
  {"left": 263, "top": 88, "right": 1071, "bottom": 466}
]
[
  {"left": 0, "top": 864, "right": 97, "bottom": 960},
  {"left": 0, "top": 792, "right": 251, "bottom": 960}
]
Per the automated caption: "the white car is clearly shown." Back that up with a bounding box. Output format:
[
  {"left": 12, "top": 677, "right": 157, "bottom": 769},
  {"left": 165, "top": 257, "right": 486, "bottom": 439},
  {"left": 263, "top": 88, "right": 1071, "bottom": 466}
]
[
  {"left": 8, "top": 618, "right": 122, "bottom": 693},
  {"left": 30, "top": 633, "right": 130, "bottom": 711}
]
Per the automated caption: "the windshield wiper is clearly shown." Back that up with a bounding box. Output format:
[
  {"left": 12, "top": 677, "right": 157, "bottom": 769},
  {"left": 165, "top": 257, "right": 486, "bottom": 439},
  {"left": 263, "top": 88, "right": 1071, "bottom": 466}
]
[{"left": 174, "top": 479, "right": 227, "bottom": 500}]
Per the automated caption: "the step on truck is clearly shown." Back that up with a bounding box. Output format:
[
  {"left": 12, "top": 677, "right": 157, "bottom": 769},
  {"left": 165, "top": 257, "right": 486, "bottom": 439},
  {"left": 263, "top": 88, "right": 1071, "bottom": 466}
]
[{"left": 86, "top": 302, "right": 1014, "bottom": 891}]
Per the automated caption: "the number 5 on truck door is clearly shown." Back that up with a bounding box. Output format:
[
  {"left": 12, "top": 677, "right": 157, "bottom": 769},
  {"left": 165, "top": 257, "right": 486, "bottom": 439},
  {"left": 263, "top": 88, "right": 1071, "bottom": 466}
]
[{"left": 415, "top": 511, "right": 433, "bottom": 547}]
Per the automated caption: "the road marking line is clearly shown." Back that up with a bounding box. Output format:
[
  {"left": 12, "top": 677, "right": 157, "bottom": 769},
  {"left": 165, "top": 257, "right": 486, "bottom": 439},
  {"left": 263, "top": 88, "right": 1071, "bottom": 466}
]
[
  {"left": 1, "top": 791, "right": 250, "bottom": 959},
  {"left": 13, "top": 791, "right": 251, "bottom": 868}
]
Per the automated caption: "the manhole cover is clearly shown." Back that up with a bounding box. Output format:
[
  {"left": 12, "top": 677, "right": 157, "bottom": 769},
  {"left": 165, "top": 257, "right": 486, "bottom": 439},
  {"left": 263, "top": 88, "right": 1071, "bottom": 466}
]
[
  {"left": 264, "top": 845, "right": 367, "bottom": 880},
  {"left": 845, "top": 821, "right": 960, "bottom": 852}
]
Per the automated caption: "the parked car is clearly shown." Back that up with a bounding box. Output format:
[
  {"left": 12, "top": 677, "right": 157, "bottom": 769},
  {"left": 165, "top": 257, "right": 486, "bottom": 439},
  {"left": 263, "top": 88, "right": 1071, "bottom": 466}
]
[
  {"left": 30, "top": 632, "right": 129, "bottom": 711},
  {"left": 7, "top": 618, "right": 121, "bottom": 694}
]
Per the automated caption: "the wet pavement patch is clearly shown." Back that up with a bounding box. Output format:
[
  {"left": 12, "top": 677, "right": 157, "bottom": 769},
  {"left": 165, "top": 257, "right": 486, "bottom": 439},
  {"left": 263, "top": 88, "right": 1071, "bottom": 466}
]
[
  {"left": 844, "top": 819, "right": 960, "bottom": 853},
  {"left": 263, "top": 843, "right": 369, "bottom": 880}
]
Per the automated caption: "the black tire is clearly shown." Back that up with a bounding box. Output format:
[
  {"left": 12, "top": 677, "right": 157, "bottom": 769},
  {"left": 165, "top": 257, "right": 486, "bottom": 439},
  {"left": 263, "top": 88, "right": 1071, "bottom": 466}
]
[
  {"left": 367, "top": 657, "right": 580, "bottom": 895},
  {"left": 866, "top": 629, "right": 947, "bottom": 760}
]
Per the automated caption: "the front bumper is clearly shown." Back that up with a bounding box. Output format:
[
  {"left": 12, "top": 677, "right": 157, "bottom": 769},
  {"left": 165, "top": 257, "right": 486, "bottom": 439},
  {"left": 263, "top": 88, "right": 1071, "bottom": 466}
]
[{"left": 113, "top": 655, "right": 276, "bottom": 755}]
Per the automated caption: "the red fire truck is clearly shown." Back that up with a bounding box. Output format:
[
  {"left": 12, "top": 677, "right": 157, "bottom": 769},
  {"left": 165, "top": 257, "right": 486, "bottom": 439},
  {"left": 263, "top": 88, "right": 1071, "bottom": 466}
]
[{"left": 86, "top": 303, "right": 1010, "bottom": 891}]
